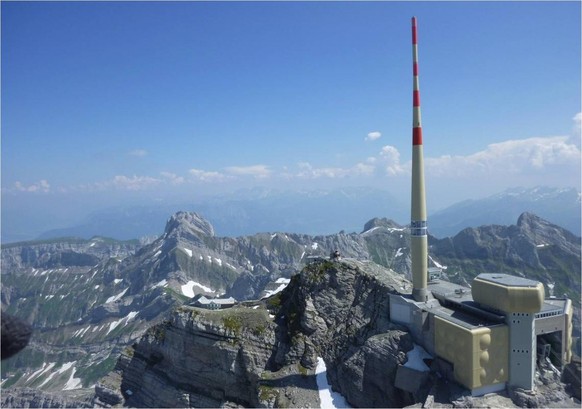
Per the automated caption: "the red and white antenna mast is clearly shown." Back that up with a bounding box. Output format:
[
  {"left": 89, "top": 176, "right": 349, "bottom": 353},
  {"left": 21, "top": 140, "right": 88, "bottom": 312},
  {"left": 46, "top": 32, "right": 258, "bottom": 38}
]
[{"left": 410, "top": 16, "right": 428, "bottom": 302}]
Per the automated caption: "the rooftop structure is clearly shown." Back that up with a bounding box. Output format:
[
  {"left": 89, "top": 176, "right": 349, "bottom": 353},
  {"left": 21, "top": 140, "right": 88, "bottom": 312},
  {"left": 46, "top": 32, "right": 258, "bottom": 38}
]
[{"left": 189, "top": 294, "right": 237, "bottom": 310}]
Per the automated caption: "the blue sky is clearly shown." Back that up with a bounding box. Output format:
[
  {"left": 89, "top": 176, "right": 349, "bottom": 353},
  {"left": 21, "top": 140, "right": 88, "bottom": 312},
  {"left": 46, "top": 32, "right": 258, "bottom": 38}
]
[{"left": 2, "top": 1, "right": 581, "bottom": 239}]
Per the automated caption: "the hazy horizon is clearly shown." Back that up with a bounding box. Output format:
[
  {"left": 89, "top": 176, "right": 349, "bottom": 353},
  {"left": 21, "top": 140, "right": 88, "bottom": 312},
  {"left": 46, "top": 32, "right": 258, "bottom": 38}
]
[{"left": 2, "top": 2, "right": 580, "bottom": 242}]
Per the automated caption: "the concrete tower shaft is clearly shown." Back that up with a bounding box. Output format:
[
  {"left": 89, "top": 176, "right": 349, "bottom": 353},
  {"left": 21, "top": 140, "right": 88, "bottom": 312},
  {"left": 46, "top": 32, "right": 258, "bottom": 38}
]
[{"left": 411, "top": 16, "right": 428, "bottom": 302}]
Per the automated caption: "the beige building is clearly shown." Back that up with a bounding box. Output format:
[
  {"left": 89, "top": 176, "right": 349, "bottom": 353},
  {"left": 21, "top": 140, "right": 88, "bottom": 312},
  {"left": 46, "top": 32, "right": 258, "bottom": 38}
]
[{"left": 390, "top": 274, "right": 572, "bottom": 396}]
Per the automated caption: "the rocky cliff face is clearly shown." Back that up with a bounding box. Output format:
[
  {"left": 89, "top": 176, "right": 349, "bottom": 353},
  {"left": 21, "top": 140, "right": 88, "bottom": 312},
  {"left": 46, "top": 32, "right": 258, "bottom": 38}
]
[
  {"left": 96, "top": 307, "right": 277, "bottom": 408},
  {"left": 0, "top": 236, "right": 140, "bottom": 272},
  {"left": 95, "top": 259, "right": 418, "bottom": 408},
  {"left": 0, "top": 388, "right": 94, "bottom": 408},
  {"left": 275, "top": 260, "right": 416, "bottom": 408}
]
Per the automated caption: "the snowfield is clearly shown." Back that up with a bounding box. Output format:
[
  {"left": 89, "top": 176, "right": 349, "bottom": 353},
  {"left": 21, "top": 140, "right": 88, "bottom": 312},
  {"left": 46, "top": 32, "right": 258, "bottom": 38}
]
[
  {"left": 105, "top": 288, "right": 128, "bottom": 304},
  {"left": 316, "top": 357, "right": 351, "bottom": 408},
  {"left": 181, "top": 280, "right": 214, "bottom": 297},
  {"left": 261, "top": 278, "right": 291, "bottom": 299},
  {"left": 403, "top": 344, "right": 432, "bottom": 372}
]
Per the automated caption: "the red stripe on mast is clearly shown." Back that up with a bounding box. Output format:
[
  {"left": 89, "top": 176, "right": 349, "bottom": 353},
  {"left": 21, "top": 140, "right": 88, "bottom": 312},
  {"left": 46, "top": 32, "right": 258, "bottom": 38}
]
[
  {"left": 412, "top": 16, "right": 422, "bottom": 146},
  {"left": 413, "top": 127, "right": 423, "bottom": 146},
  {"left": 412, "top": 17, "right": 417, "bottom": 44},
  {"left": 413, "top": 90, "right": 421, "bottom": 107}
]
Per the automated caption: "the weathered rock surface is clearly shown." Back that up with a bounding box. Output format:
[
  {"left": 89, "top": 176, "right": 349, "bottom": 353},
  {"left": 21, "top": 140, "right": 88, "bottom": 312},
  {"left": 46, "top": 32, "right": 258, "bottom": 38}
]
[
  {"left": 95, "top": 259, "right": 419, "bottom": 407},
  {"left": 562, "top": 356, "right": 581, "bottom": 401},
  {"left": 0, "top": 387, "right": 94, "bottom": 408},
  {"left": 96, "top": 307, "right": 278, "bottom": 408},
  {"left": 507, "top": 358, "right": 576, "bottom": 408},
  {"left": 1, "top": 237, "right": 140, "bottom": 272}
]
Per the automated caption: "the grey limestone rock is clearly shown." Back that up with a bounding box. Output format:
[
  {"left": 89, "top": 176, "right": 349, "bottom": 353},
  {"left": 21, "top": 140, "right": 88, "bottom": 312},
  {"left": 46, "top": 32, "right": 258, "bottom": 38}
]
[
  {"left": 335, "top": 332, "right": 415, "bottom": 408},
  {"left": 96, "top": 307, "right": 277, "bottom": 408},
  {"left": 0, "top": 387, "right": 94, "bottom": 408},
  {"left": 562, "top": 356, "right": 581, "bottom": 400},
  {"left": 362, "top": 217, "right": 403, "bottom": 233},
  {"left": 164, "top": 211, "right": 215, "bottom": 241}
]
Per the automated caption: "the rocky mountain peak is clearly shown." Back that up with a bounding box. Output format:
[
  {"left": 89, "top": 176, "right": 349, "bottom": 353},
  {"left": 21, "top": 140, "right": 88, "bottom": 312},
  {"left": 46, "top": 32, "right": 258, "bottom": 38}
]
[
  {"left": 517, "top": 211, "right": 548, "bottom": 228},
  {"left": 362, "top": 217, "right": 403, "bottom": 233},
  {"left": 164, "top": 211, "right": 215, "bottom": 239},
  {"left": 517, "top": 211, "right": 580, "bottom": 250}
]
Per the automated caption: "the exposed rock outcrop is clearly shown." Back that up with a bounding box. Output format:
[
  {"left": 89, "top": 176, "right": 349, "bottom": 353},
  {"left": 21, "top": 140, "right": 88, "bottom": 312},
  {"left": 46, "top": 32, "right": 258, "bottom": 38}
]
[
  {"left": 96, "top": 308, "right": 277, "bottom": 408},
  {"left": 561, "top": 356, "right": 581, "bottom": 401},
  {"left": 96, "top": 259, "right": 418, "bottom": 408},
  {"left": 1, "top": 387, "right": 94, "bottom": 408},
  {"left": 1, "top": 237, "right": 140, "bottom": 272}
]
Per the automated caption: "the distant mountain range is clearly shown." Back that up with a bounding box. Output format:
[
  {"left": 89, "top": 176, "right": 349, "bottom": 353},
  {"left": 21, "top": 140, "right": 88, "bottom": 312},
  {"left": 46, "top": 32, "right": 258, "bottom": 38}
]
[
  {"left": 429, "top": 186, "right": 581, "bottom": 237},
  {"left": 36, "top": 187, "right": 409, "bottom": 241},
  {"left": 5, "top": 186, "right": 578, "bottom": 243}
]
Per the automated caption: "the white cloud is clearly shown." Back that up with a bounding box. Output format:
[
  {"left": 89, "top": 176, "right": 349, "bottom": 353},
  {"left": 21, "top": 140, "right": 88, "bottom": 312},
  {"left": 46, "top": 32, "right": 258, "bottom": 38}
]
[
  {"left": 112, "top": 175, "right": 160, "bottom": 190},
  {"left": 14, "top": 180, "right": 50, "bottom": 193},
  {"left": 425, "top": 136, "right": 580, "bottom": 178},
  {"left": 18, "top": 118, "right": 579, "bottom": 198},
  {"left": 379, "top": 145, "right": 407, "bottom": 175},
  {"left": 225, "top": 165, "right": 271, "bottom": 179},
  {"left": 128, "top": 149, "right": 148, "bottom": 157},
  {"left": 189, "top": 168, "right": 229, "bottom": 182},
  {"left": 353, "top": 162, "right": 376, "bottom": 175},
  {"left": 160, "top": 172, "right": 185, "bottom": 185},
  {"left": 296, "top": 162, "right": 374, "bottom": 179},
  {"left": 296, "top": 162, "right": 346, "bottom": 179},
  {"left": 365, "top": 131, "right": 382, "bottom": 141}
]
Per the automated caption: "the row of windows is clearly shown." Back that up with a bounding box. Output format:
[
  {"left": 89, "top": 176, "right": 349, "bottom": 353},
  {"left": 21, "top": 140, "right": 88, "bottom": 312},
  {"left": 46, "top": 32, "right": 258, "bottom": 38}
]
[
  {"left": 512, "top": 312, "right": 529, "bottom": 317},
  {"left": 535, "top": 311, "right": 561, "bottom": 318}
]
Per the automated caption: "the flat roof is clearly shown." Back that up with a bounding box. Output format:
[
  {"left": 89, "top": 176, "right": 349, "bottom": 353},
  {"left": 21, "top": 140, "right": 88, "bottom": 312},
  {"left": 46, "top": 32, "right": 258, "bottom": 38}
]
[
  {"left": 429, "top": 278, "right": 566, "bottom": 317},
  {"left": 429, "top": 304, "right": 503, "bottom": 330},
  {"left": 195, "top": 296, "right": 236, "bottom": 305},
  {"left": 428, "top": 280, "right": 506, "bottom": 323},
  {"left": 428, "top": 280, "right": 474, "bottom": 303},
  {"left": 476, "top": 273, "right": 540, "bottom": 288},
  {"left": 540, "top": 298, "right": 568, "bottom": 314}
]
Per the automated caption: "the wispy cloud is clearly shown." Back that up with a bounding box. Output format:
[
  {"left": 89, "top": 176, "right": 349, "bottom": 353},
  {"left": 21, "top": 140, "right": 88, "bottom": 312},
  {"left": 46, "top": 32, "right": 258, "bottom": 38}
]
[
  {"left": 14, "top": 180, "right": 50, "bottom": 193},
  {"left": 128, "top": 149, "right": 148, "bottom": 157},
  {"left": 189, "top": 168, "right": 230, "bottom": 183},
  {"left": 160, "top": 172, "right": 185, "bottom": 185},
  {"left": 14, "top": 115, "right": 580, "bottom": 197},
  {"left": 365, "top": 131, "right": 382, "bottom": 142},
  {"left": 295, "top": 162, "right": 374, "bottom": 179},
  {"left": 112, "top": 175, "right": 160, "bottom": 190},
  {"left": 225, "top": 165, "right": 271, "bottom": 179}
]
